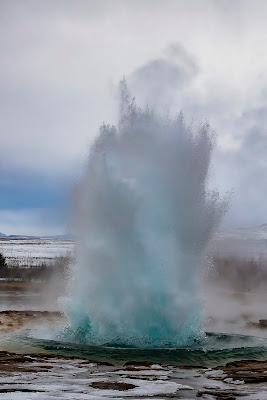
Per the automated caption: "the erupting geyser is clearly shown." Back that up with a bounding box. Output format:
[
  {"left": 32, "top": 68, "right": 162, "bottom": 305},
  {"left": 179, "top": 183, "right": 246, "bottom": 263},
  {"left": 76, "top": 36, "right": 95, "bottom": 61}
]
[{"left": 64, "top": 80, "right": 226, "bottom": 348}]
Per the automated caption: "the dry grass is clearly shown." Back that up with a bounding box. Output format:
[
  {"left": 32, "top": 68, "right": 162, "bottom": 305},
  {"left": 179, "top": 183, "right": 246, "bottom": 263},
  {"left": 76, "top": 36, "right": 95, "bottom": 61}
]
[
  {"left": 1, "top": 252, "right": 267, "bottom": 293},
  {"left": 0, "top": 255, "right": 72, "bottom": 282}
]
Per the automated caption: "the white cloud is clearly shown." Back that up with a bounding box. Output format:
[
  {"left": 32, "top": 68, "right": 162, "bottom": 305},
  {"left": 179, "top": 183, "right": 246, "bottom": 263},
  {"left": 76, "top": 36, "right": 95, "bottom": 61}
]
[
  {"left": 0, "top": 0, "right": 266, "bottom": 171},
  {"left": 1, "top": 0, "right": 267, "bottom": 227}
]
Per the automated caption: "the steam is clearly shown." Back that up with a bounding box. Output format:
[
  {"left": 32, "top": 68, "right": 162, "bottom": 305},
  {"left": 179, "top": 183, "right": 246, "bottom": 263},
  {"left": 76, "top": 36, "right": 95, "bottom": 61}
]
[
  {"left": 129, "top": 43, "right": 198, "bottom": 113},
  {"left": 63, "top": 80, "right": 226, "bottom": 347}
]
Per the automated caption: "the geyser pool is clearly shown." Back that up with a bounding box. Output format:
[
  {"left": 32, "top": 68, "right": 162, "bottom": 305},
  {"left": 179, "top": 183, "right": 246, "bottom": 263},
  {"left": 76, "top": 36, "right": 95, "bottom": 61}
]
[
  {"left": 11, "top": 332, "right": 267, "bottom": 368},
  {"left": 63, "top": 81, "right": 226, "bottom": 348}
]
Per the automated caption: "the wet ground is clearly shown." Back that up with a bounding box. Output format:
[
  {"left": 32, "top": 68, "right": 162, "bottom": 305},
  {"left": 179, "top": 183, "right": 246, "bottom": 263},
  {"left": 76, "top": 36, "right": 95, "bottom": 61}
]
[
  {"left": 0, "top": 350, "right": 267, "bottom": 399},
  {"left": 0, "top": 282, "right": 267, "bottom": 399}
]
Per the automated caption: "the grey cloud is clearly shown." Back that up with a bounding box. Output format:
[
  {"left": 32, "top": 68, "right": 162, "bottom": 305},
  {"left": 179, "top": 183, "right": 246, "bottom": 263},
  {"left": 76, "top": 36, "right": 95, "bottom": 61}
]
[
  {"left": 214, "top": 103, "right": 267, "bottom": 228},
  {"left": 1, "top": 0, "right": 267, "bottom": 231}
]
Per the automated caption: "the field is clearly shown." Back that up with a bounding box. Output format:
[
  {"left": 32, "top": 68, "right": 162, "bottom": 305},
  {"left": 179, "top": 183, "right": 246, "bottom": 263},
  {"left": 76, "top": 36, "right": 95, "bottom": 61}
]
[
  {"left": 0, "top": 234, "right": 266, "bottom": 398},
  {"left": 0, "top": 237, "right": 74, "bottom": 267}
]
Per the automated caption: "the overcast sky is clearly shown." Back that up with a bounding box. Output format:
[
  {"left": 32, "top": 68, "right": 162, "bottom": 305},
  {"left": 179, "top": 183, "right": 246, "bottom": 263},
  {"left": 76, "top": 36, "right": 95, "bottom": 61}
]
[{"left": 1, "top": 0, "right": 267, "bottom": 234}]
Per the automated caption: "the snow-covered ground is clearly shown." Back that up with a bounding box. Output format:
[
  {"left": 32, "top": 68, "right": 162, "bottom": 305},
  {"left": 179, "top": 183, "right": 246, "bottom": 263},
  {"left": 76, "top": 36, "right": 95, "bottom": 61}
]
[
  {"left": 0, "top": 353, "right": 267, "bottom": 399},
  {"left": 0, "top": 223, "right": 267, "bottom": 267},
  {"left": 0, "top": 238, "right": 75, "bottom": 266},
  {"left": 0, "top": 228, "right": 266, "bottom": 399}
]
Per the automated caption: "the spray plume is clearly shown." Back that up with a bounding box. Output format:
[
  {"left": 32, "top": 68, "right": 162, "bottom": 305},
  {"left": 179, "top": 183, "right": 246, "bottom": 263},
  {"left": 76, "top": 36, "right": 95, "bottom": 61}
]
[{"left": 63, "top": 79, "right": 226, "bottom": 348}]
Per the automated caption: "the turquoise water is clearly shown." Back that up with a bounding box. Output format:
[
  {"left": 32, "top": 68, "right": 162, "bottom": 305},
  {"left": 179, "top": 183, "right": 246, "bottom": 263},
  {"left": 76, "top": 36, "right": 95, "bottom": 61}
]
[{"left": 17, "top": 332, "right": 267, "bottom": 367}]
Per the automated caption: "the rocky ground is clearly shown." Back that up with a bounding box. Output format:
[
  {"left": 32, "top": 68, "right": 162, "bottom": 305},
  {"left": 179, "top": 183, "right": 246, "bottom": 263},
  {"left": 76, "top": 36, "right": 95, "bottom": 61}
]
[
  {"left": 0, "top": 281, "right": 267, "bottom": 399},
  {"left": 0, "top": 350, "right": 267, "bottom": 399},
  {"left": 0, "top": 310, "right": 65, "bottom": 334}
]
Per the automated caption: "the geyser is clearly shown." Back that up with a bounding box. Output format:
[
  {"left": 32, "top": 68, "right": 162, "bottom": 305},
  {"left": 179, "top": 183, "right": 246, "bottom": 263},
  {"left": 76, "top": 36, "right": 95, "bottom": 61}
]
[{"left": 64, "top": 80, "right": 226, "bottom": 348}]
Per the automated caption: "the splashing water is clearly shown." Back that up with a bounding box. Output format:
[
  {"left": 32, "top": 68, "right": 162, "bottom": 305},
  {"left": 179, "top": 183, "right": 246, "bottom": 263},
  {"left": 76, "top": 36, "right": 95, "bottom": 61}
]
[{"left": 63, "top": 80, "right": 226, "bottom": 348}]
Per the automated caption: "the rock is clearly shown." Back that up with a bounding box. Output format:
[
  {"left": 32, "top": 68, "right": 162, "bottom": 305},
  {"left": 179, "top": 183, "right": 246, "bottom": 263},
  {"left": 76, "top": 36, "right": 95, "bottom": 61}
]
[
  {"left": 197, "top": 388, "right": 243, "bottom": 398},
  {"left": 218, "top": 359, "right": 267, "bottom": 384},
  {"left": 123, "top": 360, "right": 162, "bottom": 368},
  {"left": 90, "top": 381, "right": 136, "bottom": 390}
]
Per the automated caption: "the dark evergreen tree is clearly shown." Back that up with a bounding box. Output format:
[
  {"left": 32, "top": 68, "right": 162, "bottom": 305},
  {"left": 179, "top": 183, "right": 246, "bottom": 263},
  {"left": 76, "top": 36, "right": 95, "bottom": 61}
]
[{"left": 0, "top": 252, "right": 7, "bottom": 268}]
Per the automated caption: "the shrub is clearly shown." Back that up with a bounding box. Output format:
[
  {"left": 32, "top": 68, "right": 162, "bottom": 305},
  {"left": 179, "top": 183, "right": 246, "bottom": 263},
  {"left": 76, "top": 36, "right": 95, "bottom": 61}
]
[{"left": 0, "top": 252, "right": 7, "bottom": 268}]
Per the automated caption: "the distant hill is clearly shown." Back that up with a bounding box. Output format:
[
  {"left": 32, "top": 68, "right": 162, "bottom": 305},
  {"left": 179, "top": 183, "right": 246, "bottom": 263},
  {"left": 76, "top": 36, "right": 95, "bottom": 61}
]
[
  {"left": 0, "top": 233, "right": 74, "bottom": 240},
  {"left": 41, "top": 234, "right": 75, "bottom": 240}
]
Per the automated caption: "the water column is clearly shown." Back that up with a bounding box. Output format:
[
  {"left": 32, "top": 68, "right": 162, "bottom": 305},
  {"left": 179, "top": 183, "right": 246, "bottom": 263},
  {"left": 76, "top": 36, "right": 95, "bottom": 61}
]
[{"left": 64, "top": 80, "right": 226, "bottom": 347}]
